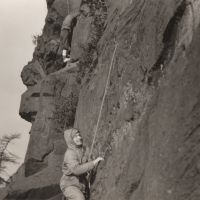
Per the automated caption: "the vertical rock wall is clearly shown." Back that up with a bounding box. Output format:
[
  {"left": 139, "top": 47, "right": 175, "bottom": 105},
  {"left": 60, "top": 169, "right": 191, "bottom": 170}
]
[{"left": 1, "top": 0, "right": 200, "bottom": 200}]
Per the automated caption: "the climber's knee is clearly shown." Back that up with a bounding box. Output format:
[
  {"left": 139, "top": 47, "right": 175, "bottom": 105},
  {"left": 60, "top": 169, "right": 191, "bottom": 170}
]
[{"left": 63, "top": 186, "right": 85, "bottom": 200}]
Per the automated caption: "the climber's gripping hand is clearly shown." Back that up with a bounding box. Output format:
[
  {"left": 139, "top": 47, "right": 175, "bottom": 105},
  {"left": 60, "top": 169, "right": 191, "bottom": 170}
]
[{"left": 93, "top": 157, "right": 104, "bottom": 166}]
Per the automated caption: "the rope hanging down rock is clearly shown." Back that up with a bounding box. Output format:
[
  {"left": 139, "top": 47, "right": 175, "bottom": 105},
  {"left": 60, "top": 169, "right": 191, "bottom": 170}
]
[{"left": 88, "top": 41, "right": 118, "bottom": 159}]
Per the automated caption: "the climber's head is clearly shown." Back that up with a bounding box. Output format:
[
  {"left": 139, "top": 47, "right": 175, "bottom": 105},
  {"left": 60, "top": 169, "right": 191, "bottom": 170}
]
[
  {"left": 72, "top": 130, "right": 83, "bottom": 147},
  {"left": 80, "top": 3, "right": 90, "bottom": 17},
  {"left": 64, "top": 128, "right": 83, "bottom": 148}
]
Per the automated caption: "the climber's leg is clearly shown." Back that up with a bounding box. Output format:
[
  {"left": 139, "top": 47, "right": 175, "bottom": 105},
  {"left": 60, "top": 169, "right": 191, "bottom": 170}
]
[
  {"left": 62, "top": 30, "right": 70, "bottom": 53},
  {"left": 62, "top": 29, "right": 71, "bottom": 62},
  {"left": 63, "top": 186, "right": 85, "bottom": 200},
  {"left": 58, "top": 29, "right": 70, "bottom": 58}
]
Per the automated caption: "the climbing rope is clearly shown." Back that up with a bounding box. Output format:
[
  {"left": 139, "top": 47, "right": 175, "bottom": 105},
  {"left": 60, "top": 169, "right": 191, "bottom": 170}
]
[{"left": 88, "top": 41, "right": 118, "bottom": 159}]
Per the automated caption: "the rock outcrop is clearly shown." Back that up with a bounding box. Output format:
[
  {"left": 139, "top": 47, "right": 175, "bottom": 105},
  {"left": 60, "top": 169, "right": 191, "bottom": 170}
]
[{"left": 2, "top": 0, "right": 200, "bottom": 199}]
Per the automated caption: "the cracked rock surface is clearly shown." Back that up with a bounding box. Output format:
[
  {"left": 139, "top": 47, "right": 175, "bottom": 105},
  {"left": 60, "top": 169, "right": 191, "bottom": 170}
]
[{"left": 1, "top": 0, "right": 200, "bottom": 199}]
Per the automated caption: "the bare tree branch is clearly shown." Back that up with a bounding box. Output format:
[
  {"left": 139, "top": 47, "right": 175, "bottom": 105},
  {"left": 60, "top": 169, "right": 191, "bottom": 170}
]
[{"left": 0, "top": 133, "right": 20, "bottom": 183}]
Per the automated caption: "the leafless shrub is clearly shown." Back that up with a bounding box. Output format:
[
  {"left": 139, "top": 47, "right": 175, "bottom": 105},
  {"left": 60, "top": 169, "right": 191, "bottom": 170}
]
[{"left": 0, "top": 134, "right": 20, "bottom": 183}]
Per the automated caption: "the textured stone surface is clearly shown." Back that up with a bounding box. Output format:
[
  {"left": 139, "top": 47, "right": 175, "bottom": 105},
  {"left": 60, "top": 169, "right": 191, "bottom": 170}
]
[
  {"left": 52, "top": 0, "right": 82, "bottom": 17},
  {"left": 70, "top": 15, "right": 93, "bottom": 61},
  {"left": 2, "top": 0, "right": 200, "bottom": 199},
  {"left": 0, "top": 189, "right": 7, "bottom": 200},
  {"left": 5, "top": 185, "right": 61, "bottom": 200},
  {"left": 75, "top": 0, "right": 200, "bottom": 200},
  {"left": 19, "top": 83, "right": 42, "bottom": 122},
  {"left": 21, "top": 60, "right": 46, "bottom": 87}
]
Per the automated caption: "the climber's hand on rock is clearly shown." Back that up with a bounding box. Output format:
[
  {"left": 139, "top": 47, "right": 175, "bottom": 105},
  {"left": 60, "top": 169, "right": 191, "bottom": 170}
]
[{"left": 93, "top": 157, "right": 104, "bottom": 166}]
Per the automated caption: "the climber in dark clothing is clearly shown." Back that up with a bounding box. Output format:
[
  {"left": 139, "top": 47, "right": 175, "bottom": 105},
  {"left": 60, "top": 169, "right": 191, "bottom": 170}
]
[
  {"left": 60, "top": 128, "right": 103, "bottom": 200},
  {"left": 58, "top": 4, "right": 90, "bottom": 63}
]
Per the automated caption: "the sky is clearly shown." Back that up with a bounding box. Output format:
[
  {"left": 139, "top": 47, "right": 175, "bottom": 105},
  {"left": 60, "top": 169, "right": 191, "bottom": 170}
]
[{"left": 0, "top": 0, "right": 47, "bottom": 178}]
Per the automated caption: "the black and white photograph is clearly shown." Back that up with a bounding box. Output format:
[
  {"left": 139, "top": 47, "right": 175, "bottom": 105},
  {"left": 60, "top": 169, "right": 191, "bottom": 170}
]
[{"left": 0, "top": 0, "right": 200, "bottom": 199}]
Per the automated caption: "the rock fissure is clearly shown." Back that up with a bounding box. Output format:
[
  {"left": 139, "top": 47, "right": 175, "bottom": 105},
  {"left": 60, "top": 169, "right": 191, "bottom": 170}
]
[{"left": 147, "top": 0, "right": 187, "bottom": 85}]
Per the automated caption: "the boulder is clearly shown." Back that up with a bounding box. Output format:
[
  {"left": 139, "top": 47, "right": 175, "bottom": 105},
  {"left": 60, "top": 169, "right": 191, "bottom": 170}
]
[{"left": 21, "top": 60, "right": 46, "bottom": 87}]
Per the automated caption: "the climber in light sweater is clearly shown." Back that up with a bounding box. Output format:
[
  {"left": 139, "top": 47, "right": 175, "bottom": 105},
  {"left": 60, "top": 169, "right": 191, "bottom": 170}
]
[
  {"left": 59, "top": 4, "right": 90, "bottom": 63},
  {"left": 60, "top": 128, "right": 103, "bottom": 200}
]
